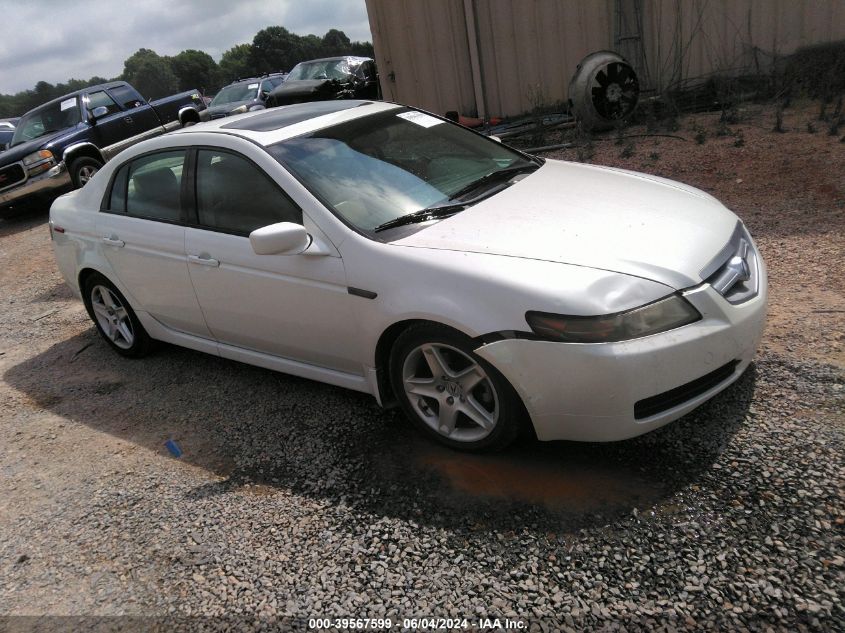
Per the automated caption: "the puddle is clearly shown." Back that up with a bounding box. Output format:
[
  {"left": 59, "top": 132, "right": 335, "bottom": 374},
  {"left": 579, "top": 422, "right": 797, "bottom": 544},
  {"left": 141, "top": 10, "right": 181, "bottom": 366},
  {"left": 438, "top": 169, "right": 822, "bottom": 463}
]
[{"left": 414, "top": 441, "right": 664, "bottom": 515}]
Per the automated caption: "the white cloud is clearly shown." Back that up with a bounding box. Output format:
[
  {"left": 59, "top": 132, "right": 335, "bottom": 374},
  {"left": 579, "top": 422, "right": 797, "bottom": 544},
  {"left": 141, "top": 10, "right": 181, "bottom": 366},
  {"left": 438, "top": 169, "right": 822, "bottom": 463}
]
[{"left": 0, "top": 0, "right": 372, "bottom": 94}]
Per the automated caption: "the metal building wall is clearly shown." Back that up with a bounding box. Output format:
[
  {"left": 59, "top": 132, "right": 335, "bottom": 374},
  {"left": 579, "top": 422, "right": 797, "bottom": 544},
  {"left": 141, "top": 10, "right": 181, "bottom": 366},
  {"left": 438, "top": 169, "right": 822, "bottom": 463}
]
[
  {"left": 643, "top": 0, "right": 845, "bottom": 91},
  {"left": 365, "top": 0, "right": 845, "bottom": 118},
  {"left": 471, "top": 0, "right": 614, "bottom": 117},
  {"left": 365, "top": 0, "right": 478, "bottom": 115}
]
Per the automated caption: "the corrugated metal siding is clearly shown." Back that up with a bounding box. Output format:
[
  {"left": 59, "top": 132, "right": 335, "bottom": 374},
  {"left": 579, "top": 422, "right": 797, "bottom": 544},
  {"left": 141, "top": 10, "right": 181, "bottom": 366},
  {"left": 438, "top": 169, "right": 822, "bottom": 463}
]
[
  {"left": 472, "top": 0, "right": 614, "bottom": 116},
  {"left": 365, "top": 0, "right": 845, "bottom": 118},
  {"left": 644, "top": 0, "right": 845, "bottom": 90},
  {"left": 366, "top": 0, "right": 477, "bottom": 115}
]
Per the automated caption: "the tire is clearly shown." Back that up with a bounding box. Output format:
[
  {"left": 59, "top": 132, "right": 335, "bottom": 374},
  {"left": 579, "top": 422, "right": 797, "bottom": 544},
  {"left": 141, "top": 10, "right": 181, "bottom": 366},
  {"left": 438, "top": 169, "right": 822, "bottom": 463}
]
[
  {"left": 69, "top": 157, "right": 103, "bottom": 189},
  {"left": 389, "top": 324, "right": 523, "bottom": 452},
  {"left": 82, "top": 273, "right": 152, "bottom": 358}
]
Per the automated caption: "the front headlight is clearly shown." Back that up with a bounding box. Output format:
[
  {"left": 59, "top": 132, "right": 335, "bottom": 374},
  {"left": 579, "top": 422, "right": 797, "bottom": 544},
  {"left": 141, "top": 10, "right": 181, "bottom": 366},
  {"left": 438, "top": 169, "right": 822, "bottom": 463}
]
[
  {"left": 526, "top": 294, "right": 701, "bottom": 343},
  {"left": 23, "top": 149, "right": 53, "bottom": 166},
  {"left": 229, "top": 105, "right": 248, "bottom": 114},
  {"left": 23, "top": 149, "right": 57, "bottom": 176}
]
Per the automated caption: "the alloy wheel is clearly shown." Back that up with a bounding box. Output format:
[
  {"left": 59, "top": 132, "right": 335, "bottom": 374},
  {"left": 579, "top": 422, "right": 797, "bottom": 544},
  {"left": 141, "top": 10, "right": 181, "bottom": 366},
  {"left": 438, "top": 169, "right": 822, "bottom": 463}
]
[
  {"left": 401, "top": 342, "right": 499, "bottom": 442},
  {"left": 77, "top": 165, "right": 98, "bottom": 186},
  {"left": 90, "top": 285, "right": 134, "bottom": 349}
]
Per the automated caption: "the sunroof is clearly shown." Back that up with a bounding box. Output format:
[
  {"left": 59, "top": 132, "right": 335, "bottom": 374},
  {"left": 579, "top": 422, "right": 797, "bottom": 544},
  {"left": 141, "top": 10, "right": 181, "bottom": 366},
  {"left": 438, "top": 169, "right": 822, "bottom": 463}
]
[{"left": 221, "top": 101, "right": 372, "bottom": 132}]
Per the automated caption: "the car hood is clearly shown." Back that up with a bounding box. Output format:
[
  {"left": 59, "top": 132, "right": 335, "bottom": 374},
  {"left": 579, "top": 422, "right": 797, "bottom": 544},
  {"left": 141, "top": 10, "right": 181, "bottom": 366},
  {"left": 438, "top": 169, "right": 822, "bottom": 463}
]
[
  {"left": 206, "top": 100, "right": 252, "bottom": 116},
  {"left": 0, "top": 129, "right": 74, "bottom": 165},
  {"left": 392, "top": 160, "right": 739, "bottom": 289},
  {"left": 269, "top": 79, "right": 338, "bottom": 99}
]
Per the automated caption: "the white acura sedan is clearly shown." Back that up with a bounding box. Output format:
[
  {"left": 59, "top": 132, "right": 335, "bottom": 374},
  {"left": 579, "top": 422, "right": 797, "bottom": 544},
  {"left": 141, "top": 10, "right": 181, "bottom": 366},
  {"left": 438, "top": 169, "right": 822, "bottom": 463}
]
[{"left": 50, "top": 101, "right": 766, "bottom": 451}]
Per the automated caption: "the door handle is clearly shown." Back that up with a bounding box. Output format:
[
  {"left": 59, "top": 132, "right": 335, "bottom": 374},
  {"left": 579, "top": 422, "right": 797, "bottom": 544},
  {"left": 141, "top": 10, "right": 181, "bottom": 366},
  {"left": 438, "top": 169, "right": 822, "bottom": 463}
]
[
  {"left": 102, "top": 236, "right": 125, "bottom": 247},
  {"left": 188, "top": 254, "right": 220, "bottom": 267},
  {"left": 124, "top": 116, "right": 133, "bottom": 124}
]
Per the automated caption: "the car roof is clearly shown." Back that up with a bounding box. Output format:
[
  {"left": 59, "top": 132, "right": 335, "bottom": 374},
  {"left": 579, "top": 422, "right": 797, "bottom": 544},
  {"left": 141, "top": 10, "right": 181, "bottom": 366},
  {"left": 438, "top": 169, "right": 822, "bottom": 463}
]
[
  {"left": 22, "top": 82, "right": 132, "bottom": 115},
  {"left": 229, "top": 73, "right": 286, "bottom": 85},
  {"left": 172, "top": 100, "right": 401, "bottom": 146},
  {"left": 292, "top": 56, "right": 373, "bottom": 65}
]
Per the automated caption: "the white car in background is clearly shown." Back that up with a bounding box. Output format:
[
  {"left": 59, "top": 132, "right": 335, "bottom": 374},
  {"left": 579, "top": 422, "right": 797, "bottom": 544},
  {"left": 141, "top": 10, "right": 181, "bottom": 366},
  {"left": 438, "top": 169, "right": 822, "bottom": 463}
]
[{"left": 50, "top": 101, "right": 767, "bottom": 451}]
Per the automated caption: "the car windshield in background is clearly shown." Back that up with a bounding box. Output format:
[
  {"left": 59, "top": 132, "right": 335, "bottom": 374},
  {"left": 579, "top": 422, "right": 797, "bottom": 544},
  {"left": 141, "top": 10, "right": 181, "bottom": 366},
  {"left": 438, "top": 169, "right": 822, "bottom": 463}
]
[
  {"left": 286, "top": 59, "right": 356, "bottom": 81},
  {"left": 11, "top": 98, "right": 81, "bottom": 146},
  {"left": 267, "top": 108, "right": 536, "bottom": 232},
  {"left": 211, "top": 83, "right": 259, "bottom": 106}
]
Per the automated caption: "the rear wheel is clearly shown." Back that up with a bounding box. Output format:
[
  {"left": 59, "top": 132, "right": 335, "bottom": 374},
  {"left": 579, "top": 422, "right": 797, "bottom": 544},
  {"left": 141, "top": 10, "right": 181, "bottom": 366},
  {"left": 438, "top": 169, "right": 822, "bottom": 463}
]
[
  {"left": 82, "top": 273, "right": 152, "bottom": 358},
  {"left": 389, "top": 324, "right": 522, "bottom": 451},
  {"left": 69, "top": 157, "right": 103, "bottom": 188}
]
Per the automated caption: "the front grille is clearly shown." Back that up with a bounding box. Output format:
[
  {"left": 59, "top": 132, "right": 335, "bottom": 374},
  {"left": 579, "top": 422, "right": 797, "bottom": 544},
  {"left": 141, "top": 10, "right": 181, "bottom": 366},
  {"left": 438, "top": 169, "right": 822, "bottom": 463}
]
[
  {"left": 0, "top": 163, "right": 26, "bottom": 191},
  {"left": 634, "top": 360, "right": 739, "bottom": 419}
]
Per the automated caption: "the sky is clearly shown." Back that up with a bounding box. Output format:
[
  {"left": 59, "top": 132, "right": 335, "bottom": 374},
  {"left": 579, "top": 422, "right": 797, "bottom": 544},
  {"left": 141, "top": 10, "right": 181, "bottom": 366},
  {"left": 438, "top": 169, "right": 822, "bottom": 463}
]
[{"left": 0, "top": 0, "right": 373, "bottom": 94}]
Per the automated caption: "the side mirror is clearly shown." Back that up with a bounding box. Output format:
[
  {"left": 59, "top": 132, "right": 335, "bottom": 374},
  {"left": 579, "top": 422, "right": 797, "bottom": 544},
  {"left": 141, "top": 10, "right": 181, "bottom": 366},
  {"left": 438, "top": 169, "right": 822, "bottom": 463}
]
[
  {"left": 249, "top": 222, "right": 311, "bottom": 255},
  {"left": 89, "top": 106, "right": 109, "bottom": 122}
]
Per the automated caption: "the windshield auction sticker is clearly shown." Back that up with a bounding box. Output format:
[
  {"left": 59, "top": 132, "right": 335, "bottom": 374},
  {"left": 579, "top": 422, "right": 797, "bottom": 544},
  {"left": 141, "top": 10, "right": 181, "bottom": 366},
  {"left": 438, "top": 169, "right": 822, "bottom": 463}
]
[
  {"left": 60, "top": 98, "right": 76, "bottom": 111},
  {"left": 397, "top": 111, "right": 443, "bottom": 128}
]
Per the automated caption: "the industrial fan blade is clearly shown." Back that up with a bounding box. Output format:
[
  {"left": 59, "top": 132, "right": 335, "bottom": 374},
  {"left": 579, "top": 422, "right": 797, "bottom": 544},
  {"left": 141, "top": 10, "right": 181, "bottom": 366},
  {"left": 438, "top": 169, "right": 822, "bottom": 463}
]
[{"left": 594, "top": 69, "right": 609, "bottom": 87}]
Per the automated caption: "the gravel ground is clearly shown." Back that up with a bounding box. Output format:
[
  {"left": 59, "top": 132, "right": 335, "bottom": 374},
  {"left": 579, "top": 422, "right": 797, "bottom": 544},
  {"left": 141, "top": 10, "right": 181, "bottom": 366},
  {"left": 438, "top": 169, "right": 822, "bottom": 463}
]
[{"left": 0, "top": 101, "right": 843, "bottom": 631}]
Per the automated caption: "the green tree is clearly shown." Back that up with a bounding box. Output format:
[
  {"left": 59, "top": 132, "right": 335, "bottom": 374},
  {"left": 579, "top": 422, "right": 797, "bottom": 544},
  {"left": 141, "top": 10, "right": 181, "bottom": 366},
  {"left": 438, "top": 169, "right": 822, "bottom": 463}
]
[
  {"left": 249, "top": 26, "right": 326, "bottom": 73},
  {"left": 350, "top": 40, "right": 375, "bottom": 58},
  {"left": 321, "top": 29, "right": 351, "bottom": 56},
  {"left": 171, "top": 49, "right": 218, "bottom": 93},
  {"left": 218, "top": 43, "right": 254, "bottom": 84},
  {"left": 250, "top": 26, "right": 299, "bottom": 73},
  {"left": 122, "top": 48, "right": 178, "bottom": 100}
]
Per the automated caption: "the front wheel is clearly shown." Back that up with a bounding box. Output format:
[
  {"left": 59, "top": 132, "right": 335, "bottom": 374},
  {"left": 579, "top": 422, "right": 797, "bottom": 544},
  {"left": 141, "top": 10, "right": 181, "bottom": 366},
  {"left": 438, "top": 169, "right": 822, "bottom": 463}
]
[
  {"left": 69, "top": 157, "right": 103, "bottom": 188},
  {"left": 389, "top": 324, "right": 523, "bottom": 452},
  {"left": 82, "top": 273, "right": 152, "bottom": 358}
]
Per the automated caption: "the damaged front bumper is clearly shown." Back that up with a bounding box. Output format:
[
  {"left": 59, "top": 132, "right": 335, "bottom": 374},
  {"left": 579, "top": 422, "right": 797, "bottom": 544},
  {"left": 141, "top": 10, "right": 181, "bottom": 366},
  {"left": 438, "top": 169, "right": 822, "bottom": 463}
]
[{"left": 474, "top": 280, "right": 767, "bottom": 442}]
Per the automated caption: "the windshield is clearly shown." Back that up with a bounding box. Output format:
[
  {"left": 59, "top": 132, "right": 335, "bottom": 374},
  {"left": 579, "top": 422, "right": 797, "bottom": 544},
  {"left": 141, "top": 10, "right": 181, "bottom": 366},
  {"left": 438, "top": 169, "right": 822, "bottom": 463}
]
[
  {"left": 287, "top": 59, "right": 356, "bottom": 81},
  {"left": 210, "top": 83, "right": 259, "bottom": 106},
  {"left": 267, "top": 108, "right": 535, "bottom": 232},
  {"left": 11, "top": 97, "right": 80, "bottom": 146}
]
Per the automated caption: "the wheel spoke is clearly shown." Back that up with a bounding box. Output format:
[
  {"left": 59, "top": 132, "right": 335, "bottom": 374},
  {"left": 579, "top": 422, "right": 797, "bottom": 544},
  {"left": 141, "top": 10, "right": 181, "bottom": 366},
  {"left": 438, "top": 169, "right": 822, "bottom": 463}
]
[
  {"left": 113, "top": 306, "right": 128, "bottom": 321},
  {"left": 460, "top": 396, "right": 495, "bottom": 430},
  {"left": 422, "top": 344, "right": 452, "bottom": 378},
  {"left": 405, "top": 376, "right": 440, "bottom": 399},
  {"left": 95, "top": 286, "right": 109, "bottom": 307},
  {"left": 105, "top": 291, "right": 120, "bottom": 311},
  {"left": 438, "top": 404, "right": 460, "bottom": 435},
  {"left": 105, "top": 321, "right": 118, "bottom": 342},
  {"left": 455, "top": 364, "right": 485, "bottom": 392},
  {"left": 115, "top": 320, "right": 133, "bottom": 344},
  {"left": 91, "top": 303, "right": 110, "bottom": 319}
]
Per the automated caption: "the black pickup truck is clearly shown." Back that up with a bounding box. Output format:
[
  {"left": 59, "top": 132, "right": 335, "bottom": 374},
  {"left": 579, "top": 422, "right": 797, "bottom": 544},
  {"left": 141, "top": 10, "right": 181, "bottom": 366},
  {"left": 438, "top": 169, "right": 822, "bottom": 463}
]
[{"left": 0, "top": 81, "right": 205, "bottom": 209}]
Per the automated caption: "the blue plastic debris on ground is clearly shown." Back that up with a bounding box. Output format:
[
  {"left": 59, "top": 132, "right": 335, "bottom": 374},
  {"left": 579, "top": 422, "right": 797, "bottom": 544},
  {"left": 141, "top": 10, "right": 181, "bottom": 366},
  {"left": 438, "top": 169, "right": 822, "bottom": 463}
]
[{"left": 165, "top": 439, "right": 183, "bottom": 458}]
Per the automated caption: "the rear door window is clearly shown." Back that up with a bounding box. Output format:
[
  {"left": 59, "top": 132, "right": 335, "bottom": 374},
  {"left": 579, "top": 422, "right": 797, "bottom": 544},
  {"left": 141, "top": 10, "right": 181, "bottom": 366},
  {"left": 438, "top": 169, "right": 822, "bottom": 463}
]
[
  {"left": 121, "top": 151, "right": 187, "bottom": 222},
  {"left": 107, "top": 84, "right": 145, "bottom": 109},
  {"left": 195, "top": 149, "right": 302, "bottom": 235}
]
